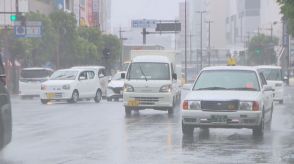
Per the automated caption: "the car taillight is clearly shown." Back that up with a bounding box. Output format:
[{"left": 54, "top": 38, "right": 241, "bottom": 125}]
[
  {"left": 183, "top": 100, "right": 189, "bottom": 110},
  {"left": 0, "top": 74, "right": 6, "bottom": 86},
  {"left": 252, "top": 101, "right": 259, "bottom": 111}
]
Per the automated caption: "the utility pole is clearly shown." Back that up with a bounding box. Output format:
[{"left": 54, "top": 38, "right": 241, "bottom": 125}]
[
  {"left": 184, "top": 0, "right": 187, "bottom": 83},
  {"left": 142, "top": 28, "right": 147, "bottom": 45},
  {"left": 206, "top": 20, "right": 213, "bottom": 66},
  {"left": 196, "top": 11, "right": 206, "bottom": 70},
  {"left": 119, "top": 27, "right": 127, "bottom": 70}
]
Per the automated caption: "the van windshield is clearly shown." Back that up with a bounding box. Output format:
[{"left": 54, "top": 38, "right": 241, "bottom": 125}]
[
  {"left": 127, "top": 62, "right": 170, "bottom": 80},
  {"left": 259, "top": 68, "right": 282, "bottom": 81},
  {"left": 21, "top": 69, "right": 52, "bottom": 78}
]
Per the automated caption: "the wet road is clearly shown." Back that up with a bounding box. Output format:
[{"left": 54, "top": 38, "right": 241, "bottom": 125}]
[{"left": 0, "top": 87, "right": 294, "bottom": 164}]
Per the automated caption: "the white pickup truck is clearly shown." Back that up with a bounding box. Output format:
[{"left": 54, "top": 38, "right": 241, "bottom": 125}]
[
  {"left": 122, "top": 50, "right": 181, "bottom": 116},
  {"left": 182, "top": 66, "right": 274, "bottom": 137}
]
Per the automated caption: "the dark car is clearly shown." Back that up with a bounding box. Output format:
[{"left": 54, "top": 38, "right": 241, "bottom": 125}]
[{"left": 0, "top": 56, "right": 12, "bottom": 150}]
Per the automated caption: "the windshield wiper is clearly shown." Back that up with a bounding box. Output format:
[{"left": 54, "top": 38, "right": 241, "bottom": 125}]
[
  {"left": 228, "top": 87, "right": 257, "bottom": 91},
  {"left": 196, "top": 87, "right": 227, "bottom": 90},
  {"left": 139, "top": 64, "right": 148, "bottom": 81}
]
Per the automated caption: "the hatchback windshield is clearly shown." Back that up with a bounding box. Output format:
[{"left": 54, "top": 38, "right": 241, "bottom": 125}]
[
  {"left": 259, "top": 68, "right": 282, "bottom": 81},
  {"left": 50, "top": 70, "right": 78, "bottom": 80},
  {"left": 21, "top": 69, "right": 52, "bottom": 78},
  {"left": 193, "top": 70, "right": 260, "bottom": 91},
  {"left": 127, "top": 63, "right": 170, "bottom": 80}
]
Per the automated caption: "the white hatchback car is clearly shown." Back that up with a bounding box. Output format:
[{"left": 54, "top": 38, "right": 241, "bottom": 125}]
[
  {"left": 256, "top": 65, "right": 284, "bottom": 104},
  {"left": 106, "top": 71, "right": 126, "bottom": 101},
  {"left": 182, "top": 66, "right": 274, "bottom": 137},
  {"left": 40, "top": 68, "right": 103, "bottom": 104}
]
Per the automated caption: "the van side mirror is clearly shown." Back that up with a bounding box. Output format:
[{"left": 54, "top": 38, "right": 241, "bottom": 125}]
[
  {"left": 172, "top": 73, "right": 177, "bottom": 80},
  {"left": 121, "top": 73, "right": 126, "bottom": 79}
]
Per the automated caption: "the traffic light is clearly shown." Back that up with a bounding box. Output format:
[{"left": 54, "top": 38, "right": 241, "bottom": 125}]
[
  {"left": 103, "top": 48, "right": 111, "bottom": 58},
  {"left": 10, "top": 15, "right": 17, "bottom": 22},
  {"left": 255, "top": 48, "right": 261, "bottom": 56}
]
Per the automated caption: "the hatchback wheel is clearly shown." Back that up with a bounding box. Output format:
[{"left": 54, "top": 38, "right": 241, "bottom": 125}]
[
  {"left": 94, "top": 90, "right": 102, "bottom": 103},
  {"left": 41, "top": 99, "right": 48, "bottom": 104},
  {"left": 69, "top": 90, "right": 79, "bottom": 103}
]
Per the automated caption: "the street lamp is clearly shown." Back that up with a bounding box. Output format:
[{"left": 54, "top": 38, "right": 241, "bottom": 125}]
[
  {"left": 184, "top": 0, "right": 187, "bottom": 83},
  {"left": 196, "top": 11, "right": 206, "bottom": 70}
]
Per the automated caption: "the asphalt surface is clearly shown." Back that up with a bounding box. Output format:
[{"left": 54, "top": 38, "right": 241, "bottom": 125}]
[{"left": 0, "top": 87, "right": 294, "bottom": 164}]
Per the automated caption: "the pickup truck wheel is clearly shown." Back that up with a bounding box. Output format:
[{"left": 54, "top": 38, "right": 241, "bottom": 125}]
[
  {"left": 94, "top": 90, "right": 102, "bottom": 103},
  {"left": 253, "top": 114, "right": 264, "bottom": 137},
  {"left": 125, "top": 107, "right": 132, "bottom": 116},
  {"left": 41, "top": 99, "right": 48, "bottom": 104},
  {"left": 182, "top": 122, "right": 194, "bottom": 136}
]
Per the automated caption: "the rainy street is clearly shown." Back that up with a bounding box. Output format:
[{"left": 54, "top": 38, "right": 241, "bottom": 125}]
[{"left": 0, "top": 87, "right": 293, "bottom": 164}]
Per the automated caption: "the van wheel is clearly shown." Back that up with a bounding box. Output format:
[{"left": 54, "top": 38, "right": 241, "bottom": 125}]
[
  {"left": 41, "top": 99, "right": 48, "bottom": 104},
  {"left": 94, "top": 90, "right": 102, "bottom": 103},
  {"left": 125, "top": 107, "right": 132, "bottom": 116},
  {"left": 69, "top": 90, "right": 79, "bottom": 103}
]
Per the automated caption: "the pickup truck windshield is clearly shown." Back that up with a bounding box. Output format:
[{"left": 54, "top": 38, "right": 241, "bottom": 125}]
[
  {"left": 193, "top": 70, "right": 260, "bottom": 91},
  {"left": 127, "top": 62, "right": 170, "bottom": 80}
]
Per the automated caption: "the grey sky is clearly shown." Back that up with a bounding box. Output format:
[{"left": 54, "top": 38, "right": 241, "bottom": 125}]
[{"left": 111, "top": 0, "right": 183, "bottom": 28}]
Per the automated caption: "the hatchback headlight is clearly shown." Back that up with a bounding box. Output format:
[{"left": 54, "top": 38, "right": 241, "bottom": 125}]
[
  {"left": 183, "top": 100, "right": 201, "bottom": 110},
  {"left": 62, "top": 84, "right": 71, "bottom": 90},
  {"left": 124, "top": 84, "right": 134, "bottom": 92},
  {"left": 41, "top": 84, "right": 47, "bottom": 90},
  {"left": 159, "top": 84, "right": 172, "bottom": 92}
]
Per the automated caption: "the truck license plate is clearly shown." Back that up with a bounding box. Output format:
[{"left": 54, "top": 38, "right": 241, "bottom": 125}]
[{"left": 210, "top": 115, "right": 227, "bottom": 123}]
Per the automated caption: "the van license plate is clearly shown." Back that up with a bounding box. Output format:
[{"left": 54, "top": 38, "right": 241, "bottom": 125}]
[{"left": 128, "top": 100, "right": 139, "bottom": 107}]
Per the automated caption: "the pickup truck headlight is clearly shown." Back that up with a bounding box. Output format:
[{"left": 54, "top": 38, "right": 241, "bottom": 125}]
[
  {"left": 124, "top": 84, "right": 134, "bottom": 92},
  {"left": 240, "top": 101, "right": 259, "bottom": 111},
  {"left": 183, "top": 100, "right": 201, "bottom": 110},
  {"left": 62, "top": 84, "right": 71, "bottom": 90},
  {"left": 159, "top": 84, "right": 172, "bottom": 92}
]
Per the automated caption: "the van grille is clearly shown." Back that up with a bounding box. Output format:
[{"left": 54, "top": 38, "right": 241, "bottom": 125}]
[{"left": 134, "top": 97, "right": 160, "bottom": 105}]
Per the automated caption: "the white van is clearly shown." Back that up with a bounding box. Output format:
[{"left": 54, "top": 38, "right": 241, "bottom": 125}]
[
  {"left": 19, "top": 67, "right": 53, "bottom": 99},
  {"left": 257, "top": 65, "right": 284, "bottom": 104},
  {"left": 122, "top": 55, "right": 181, "bottom": 116}
]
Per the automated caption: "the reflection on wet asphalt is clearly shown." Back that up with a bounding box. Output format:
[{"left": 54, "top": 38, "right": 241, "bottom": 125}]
[{"left": 0, "top": 87, "right": 294, "bottom": 164}]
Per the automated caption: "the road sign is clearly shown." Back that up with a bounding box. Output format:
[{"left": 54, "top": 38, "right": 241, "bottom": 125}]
[
  {"left": 131, "top": 19, "right": 158, "bottom": 28},
  {"left": 155, "top": 22, "right": 181, "bottom": 32},
  {"left": 14, "top": 21, "right": 42, "bottom": 38}
]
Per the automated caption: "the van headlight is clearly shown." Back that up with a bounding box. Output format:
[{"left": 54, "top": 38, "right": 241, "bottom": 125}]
[
  {"left": 124, "top": 84, "right": 134, "bottom": 92},
  {"left": 62, "top": 84, "right": 71, "bottom": 90},
  {"left": 159, "top": 84, "right": 172, "bottom": 92}
]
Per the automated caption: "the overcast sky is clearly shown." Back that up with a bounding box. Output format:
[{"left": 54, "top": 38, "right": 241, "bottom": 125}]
[{"left": 111, "top": 0, "right": 183, "bottom": 29}]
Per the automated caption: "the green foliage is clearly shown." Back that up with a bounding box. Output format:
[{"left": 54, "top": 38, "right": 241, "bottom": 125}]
[
  {"left": 277, "top": 0, "right": 294, "bottom": 35},
  {"left": 248, "top": 34, "right": 278, "bottom": 65},
  {"left": 1, "top": 11, "right": 121, "bottom": 70}
]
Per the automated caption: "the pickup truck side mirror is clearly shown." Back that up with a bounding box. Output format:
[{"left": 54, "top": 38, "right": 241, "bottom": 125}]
[
  {"left": 263, "top": 85, "right": 274, "bottom": 92},
  {"left": 121, "top": 73, "right": 126, "bottom": 79},
  {"left": 172, "top": 73, "right": 177, "bottom": 80}
]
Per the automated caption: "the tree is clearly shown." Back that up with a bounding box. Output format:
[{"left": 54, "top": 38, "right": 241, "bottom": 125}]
[
  {"left": 247, "top": 34, "right": 278, "bottom": 65},
  {"left": 277, "top": 0, "right": 294, "bottom": 35}
]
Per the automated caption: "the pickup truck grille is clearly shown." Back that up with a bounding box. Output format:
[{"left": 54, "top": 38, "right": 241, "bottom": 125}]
[
  {"left": 134, "top": 97, "right": 160, "bottom": 105},
  {"left": 201, "top": 100, "right": 239, "bottom": 111}
]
